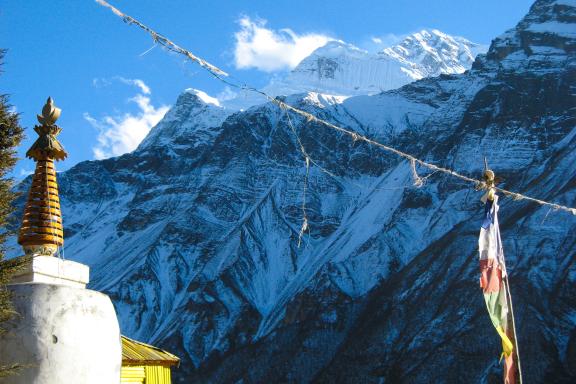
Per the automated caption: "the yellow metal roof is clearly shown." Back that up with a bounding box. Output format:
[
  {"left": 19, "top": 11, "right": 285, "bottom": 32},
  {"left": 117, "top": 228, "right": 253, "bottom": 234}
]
[{"left": 121, "top": 336, "right": 180, "bottom": 367}]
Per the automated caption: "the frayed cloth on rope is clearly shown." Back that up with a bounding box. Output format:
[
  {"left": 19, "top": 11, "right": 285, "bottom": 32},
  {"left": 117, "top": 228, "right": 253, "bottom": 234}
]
[
  {"left": 95, "top": 0, "right": 228, "bottom": 77},
  {"left": 411, "top": 158, "right": 424, "bottom": 188}
]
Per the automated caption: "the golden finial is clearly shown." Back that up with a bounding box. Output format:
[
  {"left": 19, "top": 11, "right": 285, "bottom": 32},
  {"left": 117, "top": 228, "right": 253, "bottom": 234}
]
[
  {"left": 483, "top": 157, "right": 496, "bottom": 201},
  {"left": 26, "top": 97, "right": 67, "bottom": 161},
  {"left": 37, "top": 97, "right": 62, "bottom": 126}
]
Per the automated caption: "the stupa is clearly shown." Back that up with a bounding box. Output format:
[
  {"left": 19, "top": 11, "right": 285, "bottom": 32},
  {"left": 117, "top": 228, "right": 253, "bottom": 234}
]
[{"left": 0, "top": 98, "right": 122, "bottom": 383}]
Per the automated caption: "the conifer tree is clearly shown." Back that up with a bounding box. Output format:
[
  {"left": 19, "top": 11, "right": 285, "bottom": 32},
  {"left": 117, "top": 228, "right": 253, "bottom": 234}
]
[{"left": 0, "top": 49, "right": 25, "bottom": 378}]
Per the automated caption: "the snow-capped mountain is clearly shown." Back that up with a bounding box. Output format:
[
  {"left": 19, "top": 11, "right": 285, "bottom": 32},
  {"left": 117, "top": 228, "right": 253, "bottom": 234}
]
[
  {"left": 140, "top": 88, "right": 229, "bottom": 149},
  {"left": 223, "top": 29, "right": 486, "bottom": 110},
  {"left": 9, "top": 1, "right": 576, "bottom": 383},
  {"left": 264, "top": 29, "right": 485, "bottom": 97}
]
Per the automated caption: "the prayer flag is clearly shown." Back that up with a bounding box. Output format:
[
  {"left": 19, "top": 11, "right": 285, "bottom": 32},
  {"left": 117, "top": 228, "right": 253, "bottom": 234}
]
[{"left": 478, "top": 192, "right": 516, "bottom": 384}]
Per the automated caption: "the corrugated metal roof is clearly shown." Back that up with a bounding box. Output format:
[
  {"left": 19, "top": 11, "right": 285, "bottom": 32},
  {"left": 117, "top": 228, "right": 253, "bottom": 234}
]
[
  {"left": 121, "top": 336, "right": 180, "bottom": 367},
  {"left": 121, "top": 366, "right": 145, "bottom": 383}
]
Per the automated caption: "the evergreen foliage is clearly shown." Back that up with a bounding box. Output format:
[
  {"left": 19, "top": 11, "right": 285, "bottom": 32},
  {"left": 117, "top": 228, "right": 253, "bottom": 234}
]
[{"left": 0, "top": 49, "right": 25, "bottom": 377}]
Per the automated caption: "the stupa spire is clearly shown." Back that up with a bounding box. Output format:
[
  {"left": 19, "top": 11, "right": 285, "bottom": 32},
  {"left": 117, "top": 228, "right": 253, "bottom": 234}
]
[{"left": 18, "top": 97, "right": 67, "bottom": 256}]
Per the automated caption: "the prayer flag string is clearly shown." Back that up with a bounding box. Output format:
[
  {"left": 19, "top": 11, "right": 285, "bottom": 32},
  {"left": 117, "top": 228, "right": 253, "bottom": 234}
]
[{"left": 96, "top": 0, "right": 576, "bottom": 217}]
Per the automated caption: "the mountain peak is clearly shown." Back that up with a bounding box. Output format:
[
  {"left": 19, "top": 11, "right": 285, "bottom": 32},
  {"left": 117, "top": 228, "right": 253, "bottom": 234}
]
[
  {"left": 260, "top": 29, "right": 485, "bottom": 99},
  {"left": 381, "top": 29, "right": 485, "bottom": 78},
  {"left": 138, "top": 89, "right": 229, "bottom": 149},
  {"left": 310, "top": 40, "right": 369, "bottom": 58},
  {"left": 183, "top": 88, "right": 222, "bottom": 107},
  {"left": 482, "top": 0, "right": 575, "bottom": 68}
]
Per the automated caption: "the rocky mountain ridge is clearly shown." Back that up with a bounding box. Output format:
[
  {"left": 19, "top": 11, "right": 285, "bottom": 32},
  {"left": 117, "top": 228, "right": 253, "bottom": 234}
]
[{"left": 8, "top": 1, "right": 576, "bottom": 383}]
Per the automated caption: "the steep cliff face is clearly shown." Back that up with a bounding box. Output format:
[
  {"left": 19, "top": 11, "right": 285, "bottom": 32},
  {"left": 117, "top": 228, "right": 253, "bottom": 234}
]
[{"left": 9, "top": 1, "right": 576, "bottom": 383}]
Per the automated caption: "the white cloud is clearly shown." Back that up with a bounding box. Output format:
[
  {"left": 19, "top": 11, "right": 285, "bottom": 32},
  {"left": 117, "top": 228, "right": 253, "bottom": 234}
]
[
  {"left": 85, "top": 79, "right": 169, "bottom": 160},
  {"left": 217, "top": 86, "right": 239, "bottom": 102},
  {"left": 371, "top": 33, "right": 404, "bottom": 48},
  {"left": 92, "top": 77, "right": 112, "bottom": 88},
  {"left": 362, "top": 33, "right": 406, "bottom": 53},
  {"left": 233, "top": 16, "right": 333, "bottom": 72},
  {"left": 91, "top": 76, "right": 151, "bottom": 95},
  {"left": 116, "top": 77, "right": 151, "bottom": 95}
]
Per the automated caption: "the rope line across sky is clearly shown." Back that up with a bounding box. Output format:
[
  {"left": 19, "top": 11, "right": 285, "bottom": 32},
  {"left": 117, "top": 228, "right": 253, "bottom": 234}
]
[{"left": 96, "top": 0, "right": 576, "bottom": 217}]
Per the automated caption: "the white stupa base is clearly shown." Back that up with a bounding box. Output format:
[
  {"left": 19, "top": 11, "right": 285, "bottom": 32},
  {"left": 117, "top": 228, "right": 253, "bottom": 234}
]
[
  {"left": 0, "top": 257, "right": 120, "bottom": 383},
  {"left": 0, "top": 283, "right": 122, "bottom": 384},
  {"left": 9, "top": 256, "right": 89, "bottom": 288}
]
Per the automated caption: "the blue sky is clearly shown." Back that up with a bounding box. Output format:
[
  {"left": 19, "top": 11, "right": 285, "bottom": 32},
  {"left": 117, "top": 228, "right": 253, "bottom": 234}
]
[{"left": 0, "top": 0, "right": 534, "bottom": 178}]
